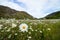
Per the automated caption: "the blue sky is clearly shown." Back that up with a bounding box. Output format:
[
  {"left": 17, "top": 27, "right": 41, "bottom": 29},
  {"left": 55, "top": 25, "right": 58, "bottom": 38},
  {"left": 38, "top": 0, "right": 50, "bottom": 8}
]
[{"left": 0, "top": 0, "right": 60, "bottom": 18}]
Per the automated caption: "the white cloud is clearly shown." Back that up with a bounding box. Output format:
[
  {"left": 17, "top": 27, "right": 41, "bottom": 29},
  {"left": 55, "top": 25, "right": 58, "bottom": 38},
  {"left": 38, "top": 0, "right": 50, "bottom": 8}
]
[
  {"left": 17, "top": 0, "right": 60, "bottom": 18},
  {"left": 17, "top": 0, "right": 48, "bottom": 11},
  {"left": 17, "top": 0, "right": 49, "bottom": 18},
  {"left": 0, "top": 0, "right": 9, "bottom": 2},
  {"left": 0, "top": 0, "right": 26, "bottom": 11},
  {"left": 0, "top": 0, "right": 60, "bottom": 18}
]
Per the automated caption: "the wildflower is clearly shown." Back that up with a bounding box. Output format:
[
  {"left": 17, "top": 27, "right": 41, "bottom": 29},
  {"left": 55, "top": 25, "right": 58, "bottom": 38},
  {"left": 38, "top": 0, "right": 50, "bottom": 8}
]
[
  {"left": 28, "top": 36, "right": 31, "bottom": 39},
  {"left": 31, "top": 29, "right": 34, "bottom": 31},
  {"left": 6, "top": 28, "right": 11, "bottom": 32},
  {"left": 5, "top": 20, "right": 10, "bottom": 23},
  {"left": 8, "top": 34, "right": 12, "bottom": 38},
  {"left": 27, "top": 39, "right": 29, "bottom": 40},
  {"left": 0, "top": 24, "right": 3, "bottom": 29},
  {"left": 0, "top": 24, "right": 3, "bottom": 27},
  {"left": 47, "top": 28, "right": 51, "bottom": 31},
  {"left": 35, "top": 30, "right": 37, "bottom": 31},
  {"left": 19, "top": 23, "right": 28, "bottom": 32},
  {"left": 40, "top": 30, "right": 42, "bottom": 33},
  {"left": 12, "top": 23, "right": 17, "bottom": 28},
  {"left": 29, "top": 26, "right": 34, "bottom": 31},
  {"left": 10, "top": 19, "right": 15, "bottom": 23},
  {"left": 4, "top": 27, "right": 7, "bottom": 29},
  {"left": 15, "top": 33, "right": 18, "bottom": 35},
  {"left": 29, "top": 32, "right": 31, "bottom": 34}
]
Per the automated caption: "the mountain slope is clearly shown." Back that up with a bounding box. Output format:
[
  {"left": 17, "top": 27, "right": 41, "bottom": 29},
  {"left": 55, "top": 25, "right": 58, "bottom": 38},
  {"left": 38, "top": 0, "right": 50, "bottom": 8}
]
[
  {"left": 0, "top": 5, "right": 34, "bottom": 19},
  {"left": 45, "top": 11, "right": 60, "bottom": 19}
]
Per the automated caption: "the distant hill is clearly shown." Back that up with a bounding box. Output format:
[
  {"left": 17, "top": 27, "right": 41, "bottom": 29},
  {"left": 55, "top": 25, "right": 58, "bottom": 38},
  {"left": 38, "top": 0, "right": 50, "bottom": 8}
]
[
  {"left": 0, "top": 5, "right": 35, "bottom": 19},
  {"left": 45, "top": 11, "right": 60, "bottom": 19}
]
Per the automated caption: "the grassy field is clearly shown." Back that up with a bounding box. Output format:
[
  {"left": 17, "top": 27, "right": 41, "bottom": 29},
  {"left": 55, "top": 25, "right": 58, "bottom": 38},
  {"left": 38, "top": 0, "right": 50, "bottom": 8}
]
[{"left": 0, "top": 19, "right": 60, "bottom": 40}]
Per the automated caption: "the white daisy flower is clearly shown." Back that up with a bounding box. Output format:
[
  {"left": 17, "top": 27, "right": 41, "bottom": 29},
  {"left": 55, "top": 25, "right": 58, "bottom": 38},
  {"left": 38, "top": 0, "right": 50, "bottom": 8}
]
[
  {"left": 19, "top": 23, "right": 28, "bottom": 32},
  {"left": 0, "top": 24, "right": 3, "bottom": 29},
  {"left": 4, "top": 27, "right": 7, "bottom": 29},
  {"left": 5, "top": 20, "right": 10, "bottom": 23},
  {"left": 15, "top": 33, "right": 18, "bottom": 35},
  {"left": 40, "top": 30, "right": 42, "bottom": 33},
  {"left": 47, "top": 28, "right": 51, "bottom": 31},
  {"left": 8, "top": 34, "right": 12, "bottom": 38},
  {"left": 31, "top": 29, "right": 34, "bottom": 31},
  {"left": 29, "top": 32, "right": 31, "bottom": 34},
  {"left": 27, "top": 39, "right": 29, "bottom": 40},
  {"left": 35, "top": 30, "right": 37, "bottom": 31},
  {"left": 28, "top": 36, "right": 31, "bottom": 39},
  {"left": 12, "top": 23, "right": 17, "bottom": 28},
  {"left": 29, "top": 26, "right": 34, "bottom": 31},
  {"left": 6, "top": 28, "right": 11, "bottom": 32},
  {"left": 0, "top": 25, "right": 3, "bottom": 27}
]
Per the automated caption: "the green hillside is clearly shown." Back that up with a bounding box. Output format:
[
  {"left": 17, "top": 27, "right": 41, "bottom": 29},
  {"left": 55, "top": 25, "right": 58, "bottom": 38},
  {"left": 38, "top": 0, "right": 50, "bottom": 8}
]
[
  {"left": 45, "top": 11, "right": 60, "bottom": 19},
  {"left": 0, "top": 5, "right": 35, "bottom": 19}
]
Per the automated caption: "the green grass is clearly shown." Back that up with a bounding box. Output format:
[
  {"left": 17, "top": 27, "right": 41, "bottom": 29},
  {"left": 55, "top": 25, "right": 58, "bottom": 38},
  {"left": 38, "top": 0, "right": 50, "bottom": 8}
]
[{"left": 0, "top": 19, "right": 60, "bottom": 40}]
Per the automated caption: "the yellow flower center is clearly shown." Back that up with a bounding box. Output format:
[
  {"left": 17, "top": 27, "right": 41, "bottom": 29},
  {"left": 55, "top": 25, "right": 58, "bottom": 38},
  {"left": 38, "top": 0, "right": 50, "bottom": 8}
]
[{"left": 22, "top": 26, "right": 26, "bottom": 29}]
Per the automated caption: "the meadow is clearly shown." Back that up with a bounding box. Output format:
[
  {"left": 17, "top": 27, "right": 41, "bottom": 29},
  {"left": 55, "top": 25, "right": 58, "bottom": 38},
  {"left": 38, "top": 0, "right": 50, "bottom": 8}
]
[{"left": 0, "top": 19, "right": 60, "bottom": 40}]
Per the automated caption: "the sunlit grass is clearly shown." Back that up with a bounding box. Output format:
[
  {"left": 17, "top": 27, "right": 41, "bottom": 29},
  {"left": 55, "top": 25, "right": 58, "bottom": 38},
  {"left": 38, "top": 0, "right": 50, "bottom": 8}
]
[{"left": 0, "top": 19, "right": 60, "bottom": 40}]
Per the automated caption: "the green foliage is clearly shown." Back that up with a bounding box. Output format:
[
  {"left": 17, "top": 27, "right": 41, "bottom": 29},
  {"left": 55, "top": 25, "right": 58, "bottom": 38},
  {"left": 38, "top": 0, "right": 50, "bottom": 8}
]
[
  {"left": 45, "top": 11, "right": 60, "bottom": 19},
  {"left": 0, "top": 19, "right": 60, "bottom": 40},
  {"left": 0, "top": 5, "right": 35, "bottom": 19}
]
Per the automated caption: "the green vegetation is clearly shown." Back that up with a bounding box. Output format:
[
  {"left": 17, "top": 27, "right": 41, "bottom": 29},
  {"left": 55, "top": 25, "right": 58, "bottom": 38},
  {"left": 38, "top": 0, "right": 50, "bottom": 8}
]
[
  {"left": 0, "top": 5, "right": 60, "bottom": 40},
  {"left": 45, "top": 11, "right": 60, "bottom": 19},
  {"left": 0, "top": 5, "right": 35, "bottom": 19},
  {"left": 0, "top": 19, "right": 60, "bottom": 40}
]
